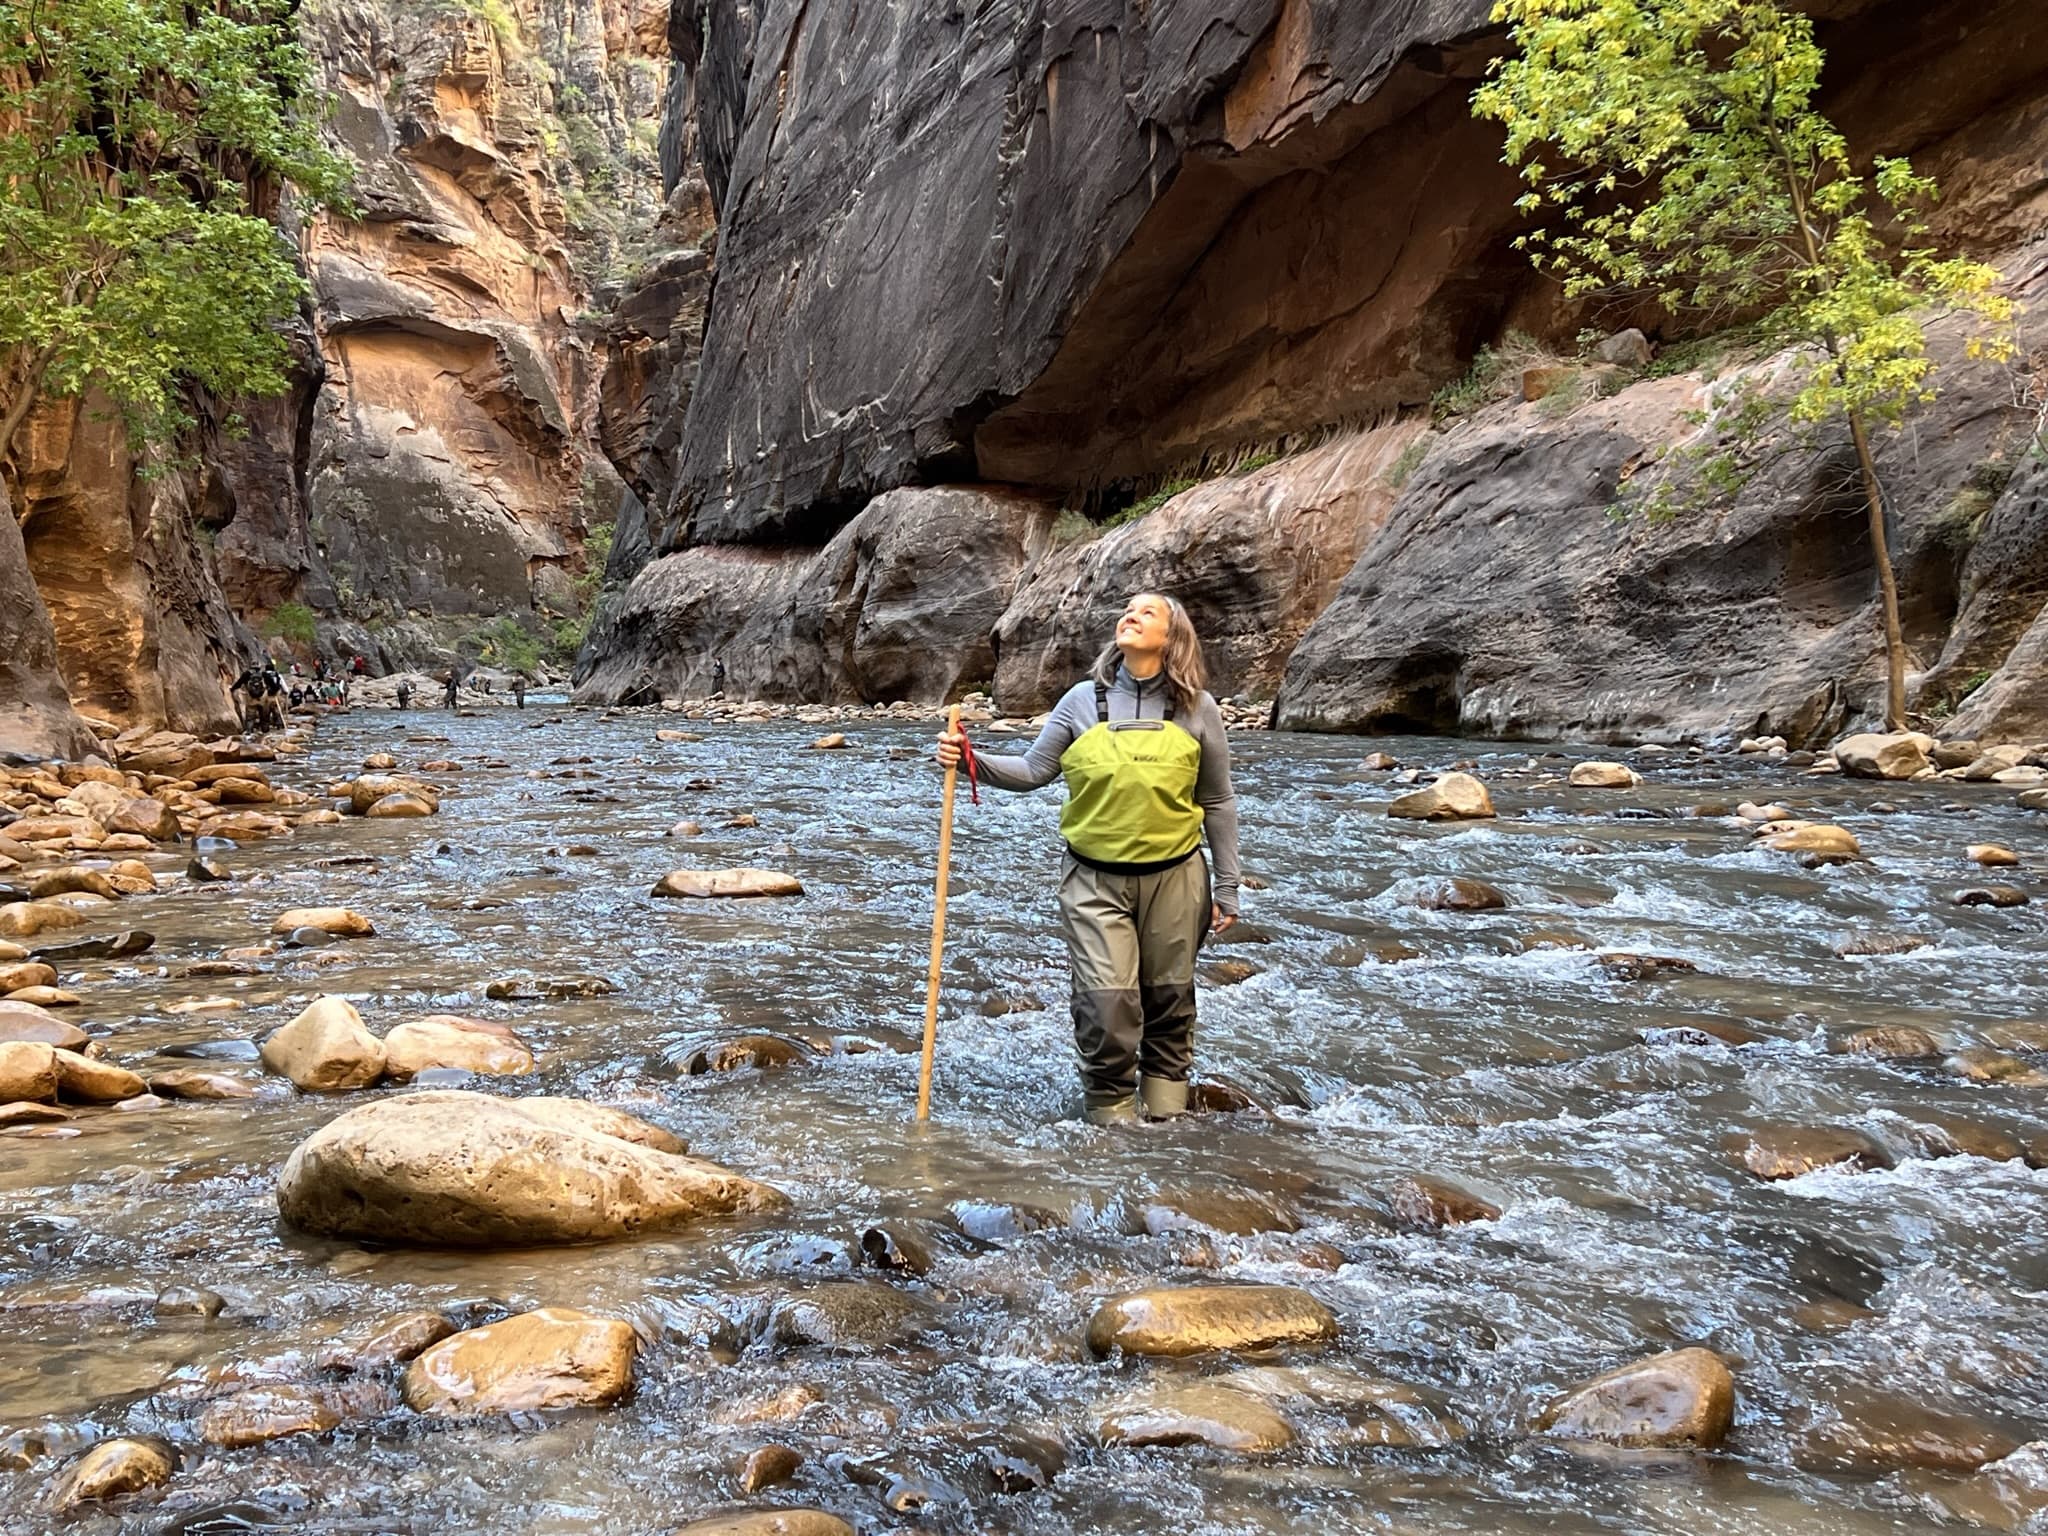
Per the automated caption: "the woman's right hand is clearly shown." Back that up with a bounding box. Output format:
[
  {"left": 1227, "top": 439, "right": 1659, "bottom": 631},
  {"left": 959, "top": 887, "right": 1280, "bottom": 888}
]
[{"left": 935, "top": 729, "right": 966, "bottom": 770}]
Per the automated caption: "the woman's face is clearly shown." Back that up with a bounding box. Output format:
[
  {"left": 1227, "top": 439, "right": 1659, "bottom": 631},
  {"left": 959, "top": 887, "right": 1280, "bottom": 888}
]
[{"left": 1115, "top": 594, "right": 1173, "bottom": 658}]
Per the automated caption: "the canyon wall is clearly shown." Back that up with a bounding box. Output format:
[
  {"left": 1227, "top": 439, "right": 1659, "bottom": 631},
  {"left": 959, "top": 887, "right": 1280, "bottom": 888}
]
[
  {"left": 0, "top": 0, "right": 672, "bottom": 751},
  {"left": 575, "top": 0, "right": 2048, "bottom": 744}
]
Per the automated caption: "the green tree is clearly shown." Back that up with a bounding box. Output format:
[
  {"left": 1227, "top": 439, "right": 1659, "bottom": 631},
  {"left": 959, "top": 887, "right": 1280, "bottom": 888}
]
[
  {"left": 1473, "top": 0, "right": 2014, "bottom": 729},
  {"left": 0, "top": 0, "right": 351, "bottom": 477}
]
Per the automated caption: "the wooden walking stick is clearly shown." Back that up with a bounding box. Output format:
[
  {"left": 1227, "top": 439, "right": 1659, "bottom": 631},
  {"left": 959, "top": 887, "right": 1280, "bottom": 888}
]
[{"left": 916, "top": 704, "right": 964, "bottom": 1122}]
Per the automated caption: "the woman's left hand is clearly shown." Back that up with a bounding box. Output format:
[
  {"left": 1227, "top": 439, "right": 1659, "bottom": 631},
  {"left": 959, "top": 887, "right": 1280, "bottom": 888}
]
[{"left": 1210, "top": 904, "right": 1236, "bottom": 936}]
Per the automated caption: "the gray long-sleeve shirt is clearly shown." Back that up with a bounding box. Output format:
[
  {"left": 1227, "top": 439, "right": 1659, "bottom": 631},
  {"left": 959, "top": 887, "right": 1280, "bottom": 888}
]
[{"left": 972, "top": 666, "right": 1243, "bottom": 913}]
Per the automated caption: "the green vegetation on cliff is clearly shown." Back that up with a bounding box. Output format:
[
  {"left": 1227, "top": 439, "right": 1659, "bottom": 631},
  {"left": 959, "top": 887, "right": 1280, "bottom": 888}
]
[
  {"left": 0, "top": 0, "right": 350, "bottom": 470},
  {"left": 1475, "top": 0, "right": 2015, "bottom": 729}
]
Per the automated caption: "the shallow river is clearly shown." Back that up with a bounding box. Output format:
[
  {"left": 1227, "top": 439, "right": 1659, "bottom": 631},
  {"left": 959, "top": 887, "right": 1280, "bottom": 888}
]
[{"left": 3, "top": 705, "right": 2046, "bottom": 1535}]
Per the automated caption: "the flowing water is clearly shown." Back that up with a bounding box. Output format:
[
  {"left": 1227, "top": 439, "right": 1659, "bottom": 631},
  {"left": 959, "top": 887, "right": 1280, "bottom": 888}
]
[{"left": 3, "top": 705, "right": 2046, "bottom": 1535}]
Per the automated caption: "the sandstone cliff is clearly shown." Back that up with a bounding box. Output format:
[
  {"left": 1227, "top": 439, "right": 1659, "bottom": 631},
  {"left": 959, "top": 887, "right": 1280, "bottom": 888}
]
[
  {"left": 577, "top": 0, "right": 2048, "bottom": 746},
  {"left": 1, "top": 0, "right": 672, "bottom": 749}
]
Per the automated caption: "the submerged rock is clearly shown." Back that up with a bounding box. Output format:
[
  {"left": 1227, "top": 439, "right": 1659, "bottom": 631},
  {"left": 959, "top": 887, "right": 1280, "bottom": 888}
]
[
  {"left": 652, "top": 869, "right": 805, "bottom": 898},
  {"left": 1085, "top": 1285, "right": 1337, "bottom": 1358},
  {"left": 1794, "top": 1390, "right": 2021, "bottom": 1473},
  {"left": 1406, "top": 876, "right": 1508, "bottom": 912},
  {"left": 740, "top": 1445, "right": 805, "bottom": 1493},
  {"left": 769, "top": 1282, "right": 935, "bottom": 1351},
  {"left": 1915, "top": 1441, "right": 2048, "bottom": 1530},
  {"left": 403, "top": 1307, "right": 638, "bottom": 1415},
  {"left": 322, "top": 1311, "right": 457, "bottom": 1371},
  {"left": 1384, "top": 1175, "right": 1500, "bottom": 1230},
  {"left": 275, "top": 1091, "right": 779, "bottom": 1245},
  {"left": 671, "top": 1513, "right": 853, "bottom": 1536},
  {"left": 1954, "top": 885, "right": 2030, "bottom": 907},
  {"left": 679, "top": 1034, "right": 812, "bottom": 1074},
  {"left": 1741, "top": 1125, "right": 1894, "bottom": 1181},
  {"left": 1387, "top": 772, "right": 1495, "bottom": 821},
  {"left": 1538, "top": 1346, "right": 1735, "bottom": 1448},
  {"left": 1837, "top": 1025, "right": 1943, "bottom": 1059},
  {"left": 269, "top": 906, "right": 376, "bottom": 937},
  {"left": 199, "top": 1384, "right": 352, "bottom": 1448},
  {"left": 259, "top": 996, "right": 386, "bottom": 1092},
  {"left": 51, "top": 1436, "right": 177, "bottom": 1509},
  {"left": 1096, "top": 1381, "right": 1295, "bottom": 1453}
]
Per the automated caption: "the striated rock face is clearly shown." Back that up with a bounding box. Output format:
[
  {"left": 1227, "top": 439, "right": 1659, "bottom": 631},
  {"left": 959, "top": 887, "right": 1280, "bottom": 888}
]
[
  {"left": 1277, "top": 251, "right": 2048, "bottom": 741},
  {"left": 579, "top": 486, "right": 1056, "bottom": 703},
  {"left": 297, "top": 0, "right": 671, "bottom": 625},
  {"left": 0, "top": 481, "right": 97, "bottom": 760},
  {"left": 573, "top": 0, "right": 2048, "bottom": 733}
]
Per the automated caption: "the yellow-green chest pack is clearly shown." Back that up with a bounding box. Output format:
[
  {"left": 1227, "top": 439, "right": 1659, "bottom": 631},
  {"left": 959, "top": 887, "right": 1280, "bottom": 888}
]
[{"left": 1059, "top": 680, "right": 1205, "bottom": 871}]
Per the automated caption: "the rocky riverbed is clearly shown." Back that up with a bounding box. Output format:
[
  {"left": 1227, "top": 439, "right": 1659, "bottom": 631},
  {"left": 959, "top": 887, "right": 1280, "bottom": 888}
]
[{"left": 1, "top": 705, "right": 2046, "bottom": 1534}]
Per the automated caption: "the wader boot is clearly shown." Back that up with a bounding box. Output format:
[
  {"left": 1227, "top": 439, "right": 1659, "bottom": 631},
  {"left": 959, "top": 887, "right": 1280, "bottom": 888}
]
[{"left": 1140, "top": 1075, "right": 1190, "bottom": 1119}]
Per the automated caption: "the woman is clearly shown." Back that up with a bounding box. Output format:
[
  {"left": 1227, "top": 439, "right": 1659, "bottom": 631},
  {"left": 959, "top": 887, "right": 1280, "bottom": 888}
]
[{"left": 937, "top": 592, "right": 1241, "bottom": 1125}]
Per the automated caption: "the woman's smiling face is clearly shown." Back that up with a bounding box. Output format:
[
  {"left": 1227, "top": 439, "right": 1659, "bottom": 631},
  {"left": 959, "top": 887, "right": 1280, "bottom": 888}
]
[{"left": 1115, "top": 593, "right": 1172, "bottom": 658}]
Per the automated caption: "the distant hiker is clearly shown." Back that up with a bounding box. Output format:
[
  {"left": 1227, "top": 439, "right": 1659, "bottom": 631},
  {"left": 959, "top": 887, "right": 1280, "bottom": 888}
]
[
  {"left": 352, "top": 654, "right": 368, "bottom": 677},
  {"left": 513, "top": 677, "right": 527, "bottom": 710},
  {"left": 395, "top": 679, "right": 412, "bottom": 710},
  {"left": 443, "top": 671, "right": 460, "bottom": 709},
  {"left": 935, "top": 592, "right": 1239, "bottom": 1125},
  {"left": 712, "top": 657, "right": 726, "bottom": 696}
]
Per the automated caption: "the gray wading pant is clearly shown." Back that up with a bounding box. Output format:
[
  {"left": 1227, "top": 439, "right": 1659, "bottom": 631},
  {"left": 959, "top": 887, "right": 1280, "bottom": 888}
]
[{"left": 1057, "top": 852, "right": 1209, "bottom": 1109}]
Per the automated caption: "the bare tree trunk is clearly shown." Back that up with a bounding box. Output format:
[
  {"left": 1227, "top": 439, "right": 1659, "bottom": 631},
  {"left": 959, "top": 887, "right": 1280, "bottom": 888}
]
[{"left": 1846, "top": 408, "right": 1909, "bottom": 730}]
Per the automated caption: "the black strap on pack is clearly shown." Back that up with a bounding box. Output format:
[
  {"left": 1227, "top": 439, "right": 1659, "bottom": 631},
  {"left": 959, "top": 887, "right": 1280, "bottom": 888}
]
[{"left": 1095, "top": 676, "right": 1174, "bottom": 726}]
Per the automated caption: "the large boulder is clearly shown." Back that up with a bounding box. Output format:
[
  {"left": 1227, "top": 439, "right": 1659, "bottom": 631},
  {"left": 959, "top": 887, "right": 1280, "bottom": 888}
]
[
  {"left": 1387, "top": 772, "right": 1495, "bottom": 821},
  {"left": 52, "top": 1050, "right": 146, "bottom": 1103},
  {"left": 402, "top": 1307, "right": 638, "bottom": 1415},
  {"left": 1537, "top": 1346, "right": 1736, "bottom": 1448},
  {"left": 275, "top": 1091, "right": 784, "bottom": 1245},
  {"left": 1835, "top": 732, "right": 1935, "bottom": 780},
  {"left": 1085, "top": 1285, "right": 1338, "bottom": 1358},
  {"left": 259, "top": 996, "right": 387, "bottom": 1092}
]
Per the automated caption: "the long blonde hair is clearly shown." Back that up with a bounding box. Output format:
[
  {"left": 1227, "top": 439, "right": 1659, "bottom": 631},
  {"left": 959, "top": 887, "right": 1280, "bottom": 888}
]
[{"left": 1092, "top": 592, "right": 1210, "bottom": 718}]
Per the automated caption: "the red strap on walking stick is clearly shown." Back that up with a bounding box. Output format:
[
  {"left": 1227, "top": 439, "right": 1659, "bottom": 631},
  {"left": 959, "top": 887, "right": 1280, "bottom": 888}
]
[{"left": 957, "top": 733, "right": 981, "bottom": 805}]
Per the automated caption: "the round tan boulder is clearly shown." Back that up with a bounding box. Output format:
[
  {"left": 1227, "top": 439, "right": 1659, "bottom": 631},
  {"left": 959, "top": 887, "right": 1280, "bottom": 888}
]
[
  {"left": 0, "top": 901, "right": 87, "bottom": 938},
  {"left": 52, "top": 1436, "right": 176, "bottom": 1510},
  {"left": 1569, "top": 761, "right": 1639, "bottom": 788},
  {"left": 0, "top": 962, "right": 57, "bottom": 994},
  {"left": 275, "top": 1090, "right": 781, "bottom": 1245},
  {"left": 53, "top": 1050, "right": 146, "bottom": 1104},
  {"left": 808, "top": 732, "right": 850, "bottom": 750},
  {"left": 1759, "top": 823, "right": 1861, "bottom": 858},
  {"left": 104, "top": 796, "right": 181, "bottom": 841},
  {"left": 1538, "top": 1346, "right": 1735, "bottom": 1447},
  {"left": 269, "top": 907, "right": 376, "bottom": 938},
  {"left": 1388, "top": 772, "right": 1495, "bottom": 821},
  {"left": 402, "top": 1307, "right": 637, "bottom": 1415},
  {"left": 1836, "top": 731, "right": 1933, "bottom": 780},
  {"left": 366, "top": 792, "right": 436, "bottom": 818},
  {"left": 0, "top": 1001, "right": 88, "bottom": 1049},
  {"left": 652, "top": 869, "right": 805, "bottom": 898},
  {"left": 0, "top": 1041, "right": 59, "bottom": 1102},
  {"left": 1096, "top": 1381, "right": 1295, "bottom": 1452},
  {"left": 672, "top": 1514, "right": 853, "bottom": 1536},
  {"left": 1085, "top": 1284, "right": 1338, "bottom": 1358},
  {"left": 259, "top": 996, "right": 387, "bottom": 1092},
  {"left": 348, "top": 775, "right": 437, "bottom": 816},
  {"left": 1968, "top": 844, "right": 2020, "bottom": 867},
  {"left": 381, "top": 1017, "right": 535, "bottom": 1082}
]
